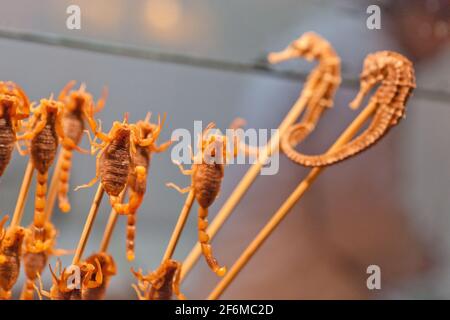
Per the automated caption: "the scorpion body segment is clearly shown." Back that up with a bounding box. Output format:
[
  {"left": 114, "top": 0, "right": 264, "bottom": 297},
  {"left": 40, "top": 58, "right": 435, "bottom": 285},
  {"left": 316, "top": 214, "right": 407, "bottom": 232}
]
[
  {"left": 0, "top": 81, "right": 30, "bottom": 177},
  {"left": 99, "top": 127, "right": 132, "bottom": 197},
  {"left": 82, "top": 252, "right": 116, "bottom": 300},
  {"left": 193, "top": 163, "right": 224, "bottom": 208},
  {"left": 77, "top": 117, "right": 135, "bottom": 209},
  {"left": 132, "top": 259, "right": 185, "bottom": 300},
  {"left": 21, "top": 251, "right": 48, "bottom": 300},
  {"left": 0, "top": 225, "right": 26, "bottom": 299},
  {"left": 0, "top": 116, "right": 15, "bottom": 177},
  {"left": 30, "top": 111, "right": 59, "bottom": 174},
  {"left": 281, "top": 50, "right": 415, "bottom": 167}
]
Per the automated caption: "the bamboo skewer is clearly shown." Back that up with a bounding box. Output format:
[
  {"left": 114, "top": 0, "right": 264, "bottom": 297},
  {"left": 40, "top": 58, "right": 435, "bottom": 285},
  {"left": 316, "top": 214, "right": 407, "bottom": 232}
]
[
  {"left": 99, "top": 207, "right": 119, "bottom": 253},
  {"left": 161, "top": 190, "right": 195, "bottom": 262},
  {"left": 208, "top": 100, "right": 378, "bottom": 300},
  {"left": 10, "top": 161, "right": 34, "bottom": 227},
  {"left": 180, "top": 91, "right": 310, "bottom": 281},
  {"left": 99, "top": 190, "right": 127, "bottom": 253},
  {"left": 72, "top": 184, "right": 104, "bottom": 265}
]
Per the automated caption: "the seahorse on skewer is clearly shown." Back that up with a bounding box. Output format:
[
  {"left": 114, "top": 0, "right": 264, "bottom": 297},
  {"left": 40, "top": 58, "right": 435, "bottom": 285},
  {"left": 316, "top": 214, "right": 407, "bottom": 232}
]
[
  {"left": 281, "top": 50, "right": 416, "bottom": 167},
  {"left": 268, "top": 32, "right": 342, "bottom": 154}
]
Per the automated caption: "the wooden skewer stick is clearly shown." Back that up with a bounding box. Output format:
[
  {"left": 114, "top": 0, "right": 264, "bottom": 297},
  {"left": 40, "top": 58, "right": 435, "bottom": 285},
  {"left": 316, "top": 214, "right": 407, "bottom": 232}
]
[
  {"left": 208, "top": 101, "right": 378, "bottom": 300},
  {"left": 161, "top": 190, "right": 195, "bottom": 262},
  {"left": 99, "top": 189, "right": 127, "bottom": 253},
  {"left": 72, "top": 184, "right": 104, "bottom": 265},
  {"left": 180, "top": 92, "right": 310, "bottom": 281},
  {"left": 10, "top": 161, "right": 34, "bottom": 227},
  {"left": 44, "top": 151, "right": 63, "bottom": 221}
]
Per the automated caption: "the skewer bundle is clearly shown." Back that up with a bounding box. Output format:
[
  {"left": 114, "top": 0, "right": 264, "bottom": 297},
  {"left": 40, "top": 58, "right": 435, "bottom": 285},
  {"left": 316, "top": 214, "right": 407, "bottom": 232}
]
[{"left": 0, "top": 32, "right": 416, "bottom": 300}]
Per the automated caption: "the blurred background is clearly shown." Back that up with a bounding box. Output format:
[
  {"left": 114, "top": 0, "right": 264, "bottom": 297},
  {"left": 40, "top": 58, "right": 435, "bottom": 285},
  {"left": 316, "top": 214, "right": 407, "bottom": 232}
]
[{"left": 0, "top": 0, "right": 449, "bottom": 299}]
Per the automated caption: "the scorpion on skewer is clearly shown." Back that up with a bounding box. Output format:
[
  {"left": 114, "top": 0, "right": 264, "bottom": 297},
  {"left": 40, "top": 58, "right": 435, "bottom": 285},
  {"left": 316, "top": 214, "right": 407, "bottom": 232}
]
[
  {"left": 20, "top": 222, "right": 70, "bottom": 300},
  {"left": 268, "top": 32, "right": 342, "bottom": 159},
  {"left": 132, "top": 259, "right": 185, "bottom": 300},
  {"left": 280, "top": 49, "right": 416, "bottom": 167},
  {"left": 56, "top": 81, "right": 107, "bottom": 212},
  {"left": 17, "top": 96, "right": 83, "bottom": 299},
  {"left": 81, "top": 252, "right": 116, "bottom": 300},
  {"left": 35, "top": 259, "right": 103, "bottom": 300},
  {"left": 0, "top": 215, "right": 26, "bottom": 300},
  {"left": 167, "top": 123, "right": 242, "bottom": 277},
  {"left": 114, "top": 113, "right": 171, "bottom": 261},
  {"left": 77, "top": 114, "right": 168, "bottom": 236},
  {"left": 0, "top": 81, "right": 30, "bottom": 177}
]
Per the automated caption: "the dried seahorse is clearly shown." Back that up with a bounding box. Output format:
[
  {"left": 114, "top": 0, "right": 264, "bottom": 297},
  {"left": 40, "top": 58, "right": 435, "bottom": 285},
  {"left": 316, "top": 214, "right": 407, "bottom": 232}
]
[
  {"left": 268, "top": 32, "right": 341, "bottom": 154},
  {"left": 81, "top": 252, "right": 116, "bottom": 300},
  {"left": 281, "top": 51, "right": 416, "bottom": 167},
  {"left": 114, "top": 114, "right": 171, "bottom": 261},
  {"left": 0, "top": 223, "right": 26, "bottom": 299},
  {"left": 57, "top": 81, "right": 107, "bottom": 212},
  {"left": 132, "top": 259, "right": 185, "bottom": 300}
]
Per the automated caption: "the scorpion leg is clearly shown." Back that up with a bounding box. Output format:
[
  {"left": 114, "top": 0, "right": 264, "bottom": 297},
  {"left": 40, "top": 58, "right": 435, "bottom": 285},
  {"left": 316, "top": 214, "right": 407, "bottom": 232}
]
[
  {"left": 151, "top": 139, "right": 172, "bottom": 153},
  {"left": 172, "top": 161, "right": 193, "bottom": 176},
  {"left": 93, "top": 87, "right": 108, "bottom": 114},
  {"left": 132, "top": 283, "right": 146, "bottom": 300},
  {"left": 15, "top": 141, "right": 28, "bottom": 156},
  {"left": 75, "top": 149, "right": 103, "bottom": 191},
  {"left": 58, "top": 80, "right": 76, "bottom": 101},
  {"left": 172, "top": 264, "right": 186, "bottom": 300},
  {"left": 16, "top": 111, "right": 47, "bottom": 141},
  {"left": 166, "top": 183, "right": 191, "bottom": 194},
  {"left": 34, "top": 273, "right": 51, "bottom": 300},
  {"left": 83, "top": 259, "right": 103, "bottom": 289}
]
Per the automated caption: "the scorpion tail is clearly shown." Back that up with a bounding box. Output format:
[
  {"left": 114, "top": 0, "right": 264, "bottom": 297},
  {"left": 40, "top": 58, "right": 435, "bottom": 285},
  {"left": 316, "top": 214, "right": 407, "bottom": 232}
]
[
  {"left": 58, "top": 148, "right": 73, "bottom": 213},
  {"left": 281, "top": 106, "right": 392, "bottom": 167},
  {"left": 34, "top": 171, "right": 48, "bottom": 232},
  {"left": 125, "top": 189, "right": 145, "bottom": 261},
  {"left": 198, "top": 206, "right": 227, "bottom": 277},
  {"left": 126, "top": 211, "right": 137, "bottom": 261}
]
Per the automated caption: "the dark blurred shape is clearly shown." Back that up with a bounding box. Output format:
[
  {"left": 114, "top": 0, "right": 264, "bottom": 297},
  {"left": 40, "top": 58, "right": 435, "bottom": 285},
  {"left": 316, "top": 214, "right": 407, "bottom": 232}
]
[{"left": 384, "top": 0, "right": 450, "bottom": 61}]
